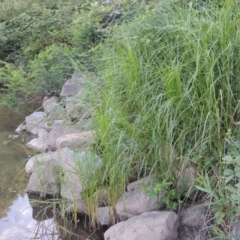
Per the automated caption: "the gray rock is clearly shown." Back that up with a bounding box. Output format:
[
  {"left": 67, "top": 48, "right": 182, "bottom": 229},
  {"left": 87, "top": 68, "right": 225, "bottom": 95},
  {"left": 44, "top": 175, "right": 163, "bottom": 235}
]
[
  {"left": 25, "top": 112, "right": 48, "bottom": 135},
  {"left": 26, "top": 163, "right": 60, "bottom": 196},
  {"left": 65, "top": 94, "right": 92, "bottom": 121},
  {"left": 25, "top": 151, "right": 59, "bottom": 174},
  {"left": 179, "top": 204, "right": 206, "bottom": 228},
  {"left": 231, "top": 223, "right": 240, "bottom": 240},
  {"left": 104, "top": 211, "right": 179, "bottom": 240},
  {"left": 97, "top": 207, "right": 116, "bottom": 226},
  {"left": 127, "top": 177, "right": 154, "bottom": 192},
  {"left": 38, "top": 128, "right": 48, "bottom": 139},
  {"left": 177, "top": 166, "right": 196, "bottom": 192},
  {"left": 15, "top": 123, "right": 27, "bottom": 134},
  {"left": 178, "top": 225, "right": 213, "bottom": 240},
  {"left": 65, "top": 198, "right": 87, "bottom": 214},
  {"left": 47, "top": 103, "right": 66, "bottom": 125},
  {"left": 26, "top": 137, "right": 48, "bottom": 152},
  {"left": 56, "top": 131, "right": 96, "bottom": 150},
  {"left": 42, "top": 96, "right": 58, "bottom": 113},
  {"left": 61, "top": 171, "right": 83, "bottom": 200},
  {"left": 47, "top": 122, "right": 82, "bottom": 150},
  {"left": 60, "top": 73, "right": 85, "bottom": 97},
  {"left": 116, "top": 188, "right": 164, "bottom": 221},
  {"left": 93, "top": 189, "right": 108, "bottom": 207}
]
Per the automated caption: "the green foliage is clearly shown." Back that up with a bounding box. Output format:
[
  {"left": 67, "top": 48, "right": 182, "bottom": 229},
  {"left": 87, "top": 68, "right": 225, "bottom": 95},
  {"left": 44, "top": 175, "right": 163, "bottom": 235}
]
[
  {"left": 28, "top": 44, "right": 73, "bottom": 95},
  {"left": 0, "top": 3, "right": 75, "bottom": 61},
  {"left": 87, "top": 0, "right": 240, "bottom": 224}
]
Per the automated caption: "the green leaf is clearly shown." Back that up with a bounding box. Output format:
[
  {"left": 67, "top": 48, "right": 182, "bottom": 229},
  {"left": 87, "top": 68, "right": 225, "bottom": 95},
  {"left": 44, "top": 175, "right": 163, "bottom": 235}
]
[
  {"left": 195, "top": 185, "right": 213, "bottom": 195},
  {"left": 234, "top": 182, "right": 240, "bottom": 189},
  {"left": 234, "top": 156, "right": 240, "bottom": 165},
  {"left": 235, "top": 171, "right": 240, "bottom": 178},
  {"left": 223, "top": 169, "right": 234, "bottom": 176},
  {"left": 225, "top": 175, "right": 234, "bottom": 184},
  {"left": 225, "top": 185, "right": 238, "bottom": 193},
  {"left": 222, "top": 155, "right": 233, "bottom": 163},
  {"left": 231, "top": 194, "right": 240, "bottom": 201},
  {"left": 215, "top": 211, "right": 225, "bottom": 224}
]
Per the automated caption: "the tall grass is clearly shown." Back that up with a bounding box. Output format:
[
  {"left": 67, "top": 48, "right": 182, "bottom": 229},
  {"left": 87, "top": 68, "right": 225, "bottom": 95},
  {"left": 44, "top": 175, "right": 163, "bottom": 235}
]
[{"left": 88, "top": 0, "right": 240, "bottom": 211}]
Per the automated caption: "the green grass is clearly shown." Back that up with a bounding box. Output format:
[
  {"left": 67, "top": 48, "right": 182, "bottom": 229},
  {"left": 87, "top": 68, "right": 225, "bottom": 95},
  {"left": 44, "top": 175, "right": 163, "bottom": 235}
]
[{"left": 85, "top": 0, "right": 240, "bottom": 234}]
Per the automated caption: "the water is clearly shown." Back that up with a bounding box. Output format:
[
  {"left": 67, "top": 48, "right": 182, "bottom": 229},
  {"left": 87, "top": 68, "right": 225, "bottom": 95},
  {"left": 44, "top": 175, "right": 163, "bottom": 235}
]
[{"left": 0, "top": 106, "right": 103, "bottom": 240}]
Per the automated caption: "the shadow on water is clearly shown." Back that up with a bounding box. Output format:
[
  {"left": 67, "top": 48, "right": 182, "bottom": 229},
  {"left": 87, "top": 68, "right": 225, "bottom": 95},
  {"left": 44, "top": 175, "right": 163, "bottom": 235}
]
[{"left": 0, "top": 105, "right": 104, "bottom": 240}]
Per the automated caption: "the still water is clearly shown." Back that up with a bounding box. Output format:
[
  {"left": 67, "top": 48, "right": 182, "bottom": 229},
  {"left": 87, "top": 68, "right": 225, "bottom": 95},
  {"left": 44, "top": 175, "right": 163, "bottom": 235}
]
[{"left": 0, "top": 106, "right": 102, "bottom": 240}]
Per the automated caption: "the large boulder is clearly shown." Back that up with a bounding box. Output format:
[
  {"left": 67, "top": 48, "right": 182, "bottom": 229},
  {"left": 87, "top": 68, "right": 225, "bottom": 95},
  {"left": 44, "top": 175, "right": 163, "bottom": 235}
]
[
  {"left": 104, "top": 211, "right": 179, "bottom": 240},
  {"left": 25, "top": 147, "right": 76, "bottom": 173},
  {"left": 47, "top": 121, "right": 82, "bottom": 150},
  {"left": 26, "top": 128, "right": 48, "bottom": 152},
  {"left": 26, "top": 162, "right": 60, "bottom": 197},
  {"left": 26, "top": 138, "right": 48, "bottom": 152},
  {"left": 56, "top": 131, "right": 96, "bottom": 150},
  {"left": 61, "top": 171, "right": 83, "bottom": 200},
  {"left": 61, "top": 151, "right": 102, "bottom": 200},
  {"left": 26, "top": 151, "right": 59, "bottom": 174},
  {"left": 116, "top": 179, "right": 164, "bottom": 221},
  {"left": 25, "top": 112, "right": 48, "bottom": 135}
]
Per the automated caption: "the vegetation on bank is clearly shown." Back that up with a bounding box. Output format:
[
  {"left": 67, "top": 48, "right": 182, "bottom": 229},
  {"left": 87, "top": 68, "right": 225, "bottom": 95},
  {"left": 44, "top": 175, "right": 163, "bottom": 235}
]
[{"left": 1, "top": 0, "right": 240, "bottom": 238}]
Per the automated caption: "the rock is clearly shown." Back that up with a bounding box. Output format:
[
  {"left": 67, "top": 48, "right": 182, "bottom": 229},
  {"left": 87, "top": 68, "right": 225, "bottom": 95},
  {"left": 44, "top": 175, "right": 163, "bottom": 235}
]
[
  {"left": 38, "top": 128, "right": 48, "bottom": 139},
  {"left": 60, "top": 73, "right": 85, "bottom": 97},
  {"left": 65, "top": 199, "right": 87, "bottom": 214},
  {"left": 231, "top": 223, "right": 240, "bottom": 240},
  {"left": 65, "top": 94, "right": 92, "bottom": 121},
  {"left": 56, "top": 131, "right": 96, "bottom": 150},
  {"left": 104, "top": 211, "right": 179, "bottom": 240},
  {"left": 61, "top": 171, "right": 83, "bottom": 200},
  {"left": 47, "top": 103, "right": 66, "bottom": 125},
  {"left": 72, "top": 150, "right": 102, "bottom": 179},
  {"left": 93, "top": 189, "right": 108, "bottom": 207},
  {"left": 25, "top": 147, "right": 101, "bottom": 175},
  {"left": 26, "top": 128, "right": 49, "bottom": 152},
  {"left": 25, "top": 112, "right": 48, "bottom": 135},
  {"left": 26, "top": 163, "right": 60, "bottom": 196},
  {"left": 25, "top": 148, "right": 75, "bottom": 173},
  {"left": 97, "top": 207, "right": 116, "bottom": 226},
  {"left": 127, "top": 177, "right": 154, "bottom": 192},
  {"left": 15, "top": 123, "right": 27, "bottom": 134},
  {"left": 177, "top": 166, "right": 196, "bottom": 192},
  {"left": 116, "top": 188, "right": 164, "bottom": 221},
  {"left": 42, "top": 96, "right": 58, "bottom": 113},
  {"left": 26, "top": 138, "right": 48, "bottom": 152},
  {"left": 47, "top": 122, "right": 82, "bottom": 150},
  {"left": 25, "top": 151, "right": 59, "bottom": 174},
  {"left": 178, "top": 225, "right": 213, "bottom": 240},
  {"left": 179, "top": 204, "right": 207, "bottom": 228}
]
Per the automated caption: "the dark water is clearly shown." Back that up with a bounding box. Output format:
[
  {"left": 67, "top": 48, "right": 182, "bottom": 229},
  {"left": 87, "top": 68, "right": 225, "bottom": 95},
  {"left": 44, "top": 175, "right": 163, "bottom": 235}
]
[{"left": 0, "top": 106, "right": 103, "bottom": 240}]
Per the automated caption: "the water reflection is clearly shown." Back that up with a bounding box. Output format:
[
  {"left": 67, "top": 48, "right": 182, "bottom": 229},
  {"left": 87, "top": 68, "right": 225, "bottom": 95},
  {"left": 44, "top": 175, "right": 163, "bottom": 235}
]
[
  {"left": 27, "top": 193, "right": 103, "bottom": 240},
  {"left": 0, "top": 106, "right": 103, "bottom": 240}
]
